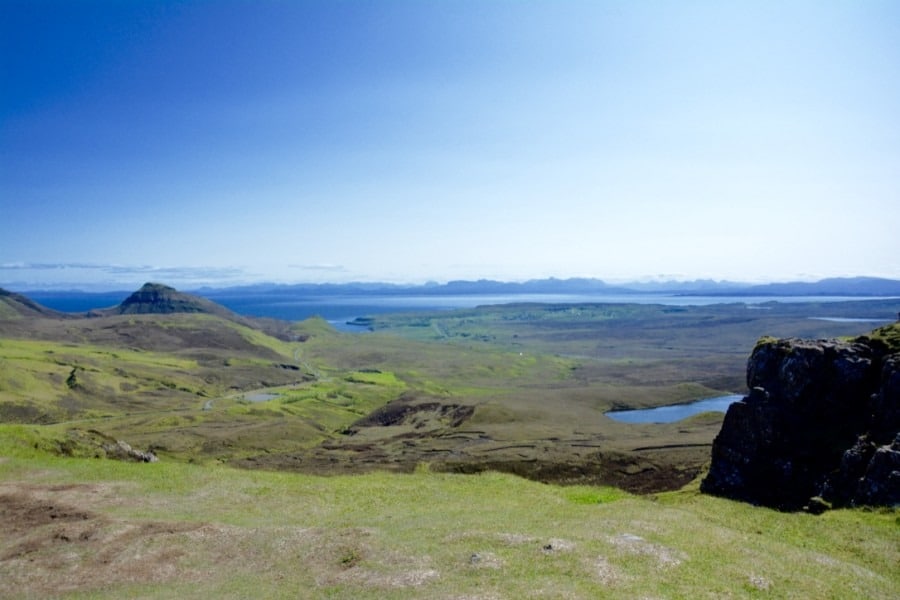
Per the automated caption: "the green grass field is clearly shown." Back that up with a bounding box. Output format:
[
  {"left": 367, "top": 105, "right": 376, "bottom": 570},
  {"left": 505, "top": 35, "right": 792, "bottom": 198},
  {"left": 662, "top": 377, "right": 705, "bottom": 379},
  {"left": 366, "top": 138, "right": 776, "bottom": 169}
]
[
  {"left": 1, "top": 439, "right": 897, "bottom": 599},
  {"left": 2, "top": 299, "right": 898, "bottom": 597}
]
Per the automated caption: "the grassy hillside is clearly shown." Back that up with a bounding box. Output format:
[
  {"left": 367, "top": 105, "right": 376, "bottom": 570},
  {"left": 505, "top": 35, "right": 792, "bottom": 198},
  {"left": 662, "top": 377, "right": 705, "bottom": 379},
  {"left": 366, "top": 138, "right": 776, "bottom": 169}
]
[
  {"left": 2, "top": 299, "right": 896, "bottom": 488},
  {"left": 0, "top": 441, "right": 896, "bottom": 599},
  {"left": 1, "top": 297, "right": 898, "bottom": 597},
  {"left": 0, "top": 315, "right": 415, "bottom": 462},
  {"left": 0, "top": 287, "right": 67, "bottom": 319}
]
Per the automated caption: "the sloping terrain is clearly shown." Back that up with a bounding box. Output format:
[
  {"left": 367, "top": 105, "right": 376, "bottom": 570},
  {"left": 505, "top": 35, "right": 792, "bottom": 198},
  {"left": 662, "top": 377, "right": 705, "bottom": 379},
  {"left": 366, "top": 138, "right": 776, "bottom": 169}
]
[
  {"left": 0, "top": 451, "right": 896, "bottom": 599},
  {"left": 2, "top": 287, "right": 897, "bottom": 491},
  {"left": 1, "top": 289, "right": 898, "bottom": 597},
  {"left": 0, "top": 287, "right": 342, "bottom": 459},
  {"left": 236, "top": 300, "right": 899, "bottom": 491},
  {"left": 0, "top": 287, "right": 69, "bottom": 320}
]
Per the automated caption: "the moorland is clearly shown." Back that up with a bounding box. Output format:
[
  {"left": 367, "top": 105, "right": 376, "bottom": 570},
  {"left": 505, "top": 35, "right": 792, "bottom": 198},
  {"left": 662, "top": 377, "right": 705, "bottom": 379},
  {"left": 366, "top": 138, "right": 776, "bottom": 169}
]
[{"left": 1, "top": 283, "right": 898, "bottom": 598}]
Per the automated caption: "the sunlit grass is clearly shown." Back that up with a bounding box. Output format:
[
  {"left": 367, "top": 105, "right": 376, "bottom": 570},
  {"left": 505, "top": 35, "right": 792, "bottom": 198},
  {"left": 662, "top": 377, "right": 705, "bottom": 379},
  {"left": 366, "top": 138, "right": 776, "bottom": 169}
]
[
  {"left": 1, "top": 448, "right": 896, "bottom": 599},
  {"left": 2, "top": 307, "right": 897, "bottom": 597}
]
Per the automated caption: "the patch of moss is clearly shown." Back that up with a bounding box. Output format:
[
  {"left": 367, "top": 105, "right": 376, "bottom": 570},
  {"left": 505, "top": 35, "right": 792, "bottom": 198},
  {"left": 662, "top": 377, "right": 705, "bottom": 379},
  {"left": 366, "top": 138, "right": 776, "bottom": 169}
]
[
  {"left": 864, "top": 322, "right": 900, "bottom": 353},
  {"left": 753, "top": 335, "right": 778, "bottom": 349}
]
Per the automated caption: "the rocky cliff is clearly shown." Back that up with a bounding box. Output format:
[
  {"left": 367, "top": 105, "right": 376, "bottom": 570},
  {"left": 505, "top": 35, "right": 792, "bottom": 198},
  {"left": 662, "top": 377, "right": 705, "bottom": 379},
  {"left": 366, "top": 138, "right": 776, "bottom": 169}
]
[
  {"left": 113, "top": 282, "right": 231, "bottom": 316},
  {"left": 701, "top": 323, "right": 899, "bottom": 511}
]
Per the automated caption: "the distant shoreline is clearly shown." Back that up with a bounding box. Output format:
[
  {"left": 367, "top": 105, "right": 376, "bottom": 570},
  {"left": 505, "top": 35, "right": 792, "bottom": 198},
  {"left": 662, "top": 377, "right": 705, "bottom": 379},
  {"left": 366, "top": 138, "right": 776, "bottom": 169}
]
[{"left": 19, "top": 289, "right": 900, "bottom": 325}]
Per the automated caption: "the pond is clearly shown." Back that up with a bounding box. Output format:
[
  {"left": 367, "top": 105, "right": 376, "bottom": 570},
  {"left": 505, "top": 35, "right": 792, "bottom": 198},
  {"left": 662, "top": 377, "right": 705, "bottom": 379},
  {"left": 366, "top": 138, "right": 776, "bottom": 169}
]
[
  {"left": 244, "top": 392, "right": 279, "bottom": 402},
  {"left": 605, "top": 394, "right": 743, "bottom": 424}
]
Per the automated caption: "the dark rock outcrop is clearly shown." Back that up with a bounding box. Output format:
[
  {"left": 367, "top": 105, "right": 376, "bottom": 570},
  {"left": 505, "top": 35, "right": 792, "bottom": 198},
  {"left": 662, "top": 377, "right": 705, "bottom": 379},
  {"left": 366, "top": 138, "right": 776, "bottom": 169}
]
[
  {"left": 114, "top": 282, "right": 228, "bottom": 316},
  {"left": 701, "top": 324, "right": 899, "bottom": 511},
  {"left": 90, "top": 282, "right": 263, "bottom": 329},
  {"left": 103, "top": 439, "right": 159, "bottom": 463}
]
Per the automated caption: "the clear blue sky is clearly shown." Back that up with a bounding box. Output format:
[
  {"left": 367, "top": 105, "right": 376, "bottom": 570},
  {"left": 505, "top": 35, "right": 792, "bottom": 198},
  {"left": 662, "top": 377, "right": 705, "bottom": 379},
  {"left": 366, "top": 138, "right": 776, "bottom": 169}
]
[{"left": 2, "top": 0, "right": 898, "bottom": 290}]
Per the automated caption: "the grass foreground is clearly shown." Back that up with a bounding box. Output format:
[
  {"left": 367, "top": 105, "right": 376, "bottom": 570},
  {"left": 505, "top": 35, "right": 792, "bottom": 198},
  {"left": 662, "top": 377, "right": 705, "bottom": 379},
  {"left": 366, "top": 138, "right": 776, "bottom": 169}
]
[
  {"left": 1, "top": 437, "right": 897, "bottom": 599},
  {"left": 2, "top": 296, "right": 898, "bottom": 598}
]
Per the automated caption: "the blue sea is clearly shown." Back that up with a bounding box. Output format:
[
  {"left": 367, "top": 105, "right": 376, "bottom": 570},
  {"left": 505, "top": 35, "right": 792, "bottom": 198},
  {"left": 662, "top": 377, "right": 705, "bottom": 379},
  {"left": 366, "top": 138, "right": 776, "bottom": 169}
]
[{"left": 23, "top": 290, "right": 898, "bottom": 332}]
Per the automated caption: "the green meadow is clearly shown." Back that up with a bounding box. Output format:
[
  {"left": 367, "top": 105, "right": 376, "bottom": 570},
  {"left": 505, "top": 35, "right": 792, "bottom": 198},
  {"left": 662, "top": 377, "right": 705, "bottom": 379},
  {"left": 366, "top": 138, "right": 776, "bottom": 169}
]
[
  {"left": 1, "top": 441, "right": 897, "bottom": 599},
  {"left": 1, "top": 297, "right": 898, "bottom": 597}
]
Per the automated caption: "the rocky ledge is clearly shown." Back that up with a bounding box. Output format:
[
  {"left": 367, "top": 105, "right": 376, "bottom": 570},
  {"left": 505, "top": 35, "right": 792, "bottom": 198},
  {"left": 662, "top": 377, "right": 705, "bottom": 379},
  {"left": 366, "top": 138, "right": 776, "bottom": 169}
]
[{"left": 701, "top": 324, "right": 899, "bottom": 511}]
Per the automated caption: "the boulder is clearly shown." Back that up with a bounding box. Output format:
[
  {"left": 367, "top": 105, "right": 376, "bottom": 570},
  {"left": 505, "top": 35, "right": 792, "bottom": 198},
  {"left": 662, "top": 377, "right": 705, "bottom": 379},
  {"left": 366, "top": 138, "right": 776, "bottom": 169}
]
[{"left": 104, "top": 440, "right": 159, "bottom": 463}]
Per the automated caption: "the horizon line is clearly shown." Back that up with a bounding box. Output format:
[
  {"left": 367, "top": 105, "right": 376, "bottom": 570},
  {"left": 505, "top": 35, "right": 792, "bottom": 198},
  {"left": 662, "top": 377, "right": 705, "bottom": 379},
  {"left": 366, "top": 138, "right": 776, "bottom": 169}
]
[{"left": 4, "top": 274, "right": 900, "bottom": 294}]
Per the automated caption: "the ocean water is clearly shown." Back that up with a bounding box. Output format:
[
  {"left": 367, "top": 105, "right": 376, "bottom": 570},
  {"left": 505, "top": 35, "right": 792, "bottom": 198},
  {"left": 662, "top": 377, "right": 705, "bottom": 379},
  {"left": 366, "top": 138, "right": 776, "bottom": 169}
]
[
  {"left": 24, "top": 292, "right": 130, "bottom": 313},
  {"left": 23, "top": 290, "right": 897, "bottom": 330},
  {"left": 168, "top": 292, "right": 900, "bottom": 331}
]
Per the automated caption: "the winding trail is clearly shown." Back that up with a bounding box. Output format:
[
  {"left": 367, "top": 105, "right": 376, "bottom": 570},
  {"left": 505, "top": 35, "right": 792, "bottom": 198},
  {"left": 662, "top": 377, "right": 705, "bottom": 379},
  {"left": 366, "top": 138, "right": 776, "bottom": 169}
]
[
  {"left": 202, "top": 344, "right": 318, "bottom": 411},
  {"left": 293, "top": 346, "right": 327, "bottom": 381}
]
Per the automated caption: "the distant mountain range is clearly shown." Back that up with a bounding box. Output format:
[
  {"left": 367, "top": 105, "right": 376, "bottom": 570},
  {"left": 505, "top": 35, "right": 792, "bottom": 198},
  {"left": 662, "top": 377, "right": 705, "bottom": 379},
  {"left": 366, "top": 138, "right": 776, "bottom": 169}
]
[
  {"left": 688, "top": 277, "right": 900, "bottom": 297},
  {"left": 6, "top": 277, "right": 900, "bottom": 310},
  {"left": 196, "top": 276, "right": 900, "bottom": 298}
]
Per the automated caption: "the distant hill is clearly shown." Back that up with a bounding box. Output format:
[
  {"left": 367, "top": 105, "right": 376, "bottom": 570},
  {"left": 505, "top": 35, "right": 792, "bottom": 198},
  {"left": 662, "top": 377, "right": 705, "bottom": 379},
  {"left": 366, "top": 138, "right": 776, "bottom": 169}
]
[
  {"left": 1, "top": 282, "right": 239, "bottom": 320},
  {"left": 197, "top": 276, "right": 900, "bottom": 298},
  {"left": 0, "top": 283, "right": 300, "bottom": 342},
  {"left": 427, "top": 278, "right": 635, "bottom": 295},
  {"left": 196, "top": 278, "right": 631, "bottom": 297},
  {"left": 101, "top": 282, "right": 241, "bottom": 319},
  {"left": 0, "top": 287, "right": 67, "bottom": 319},
  {"left": 8, "top": 277, "right": 900, "bottom": 320},
  {"left": 736, "top": 277, "right": 900, "bottom": 296},
  {"left": 196, "top": 278, "right": 637, "bottom": 298}
]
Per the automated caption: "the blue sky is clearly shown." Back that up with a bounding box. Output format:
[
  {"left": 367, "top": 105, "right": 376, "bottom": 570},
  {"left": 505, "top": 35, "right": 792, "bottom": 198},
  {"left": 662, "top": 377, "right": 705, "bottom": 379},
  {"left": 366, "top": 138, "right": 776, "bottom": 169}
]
[{"left": 2, "top": 1, "right": 898, "bottom": 290}]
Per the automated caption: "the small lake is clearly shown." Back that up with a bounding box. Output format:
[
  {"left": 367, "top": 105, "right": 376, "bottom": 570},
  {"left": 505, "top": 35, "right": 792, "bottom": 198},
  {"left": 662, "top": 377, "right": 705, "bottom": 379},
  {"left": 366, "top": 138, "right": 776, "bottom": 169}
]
[
  {"left": 605, "top": 394, "right": 743, "bottom": 424},
  {"left": 244, "top": 392, "right": 279, "bottom": 402}
]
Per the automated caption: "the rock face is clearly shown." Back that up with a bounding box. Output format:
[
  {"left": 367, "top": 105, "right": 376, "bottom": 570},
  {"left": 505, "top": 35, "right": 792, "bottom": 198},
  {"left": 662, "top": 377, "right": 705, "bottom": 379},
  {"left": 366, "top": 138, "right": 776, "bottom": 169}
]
[
  {"left": 701, "top": 326, "right": 899, "bottom": 510},
  {"left": 116, "top": 282, "right": 218, "bottom": 315}
]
